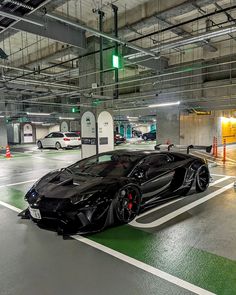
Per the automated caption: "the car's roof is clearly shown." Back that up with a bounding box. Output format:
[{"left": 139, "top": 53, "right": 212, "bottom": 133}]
[
  {"left": 102, "top": 149, "right": 162, "bottom": 156},
  {"left": 100, "top": 149, "right": 194, "bottom": 160}
]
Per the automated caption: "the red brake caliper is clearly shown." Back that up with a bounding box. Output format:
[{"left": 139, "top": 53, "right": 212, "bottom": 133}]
[{"left": 128, "top": 193, "right": 133, "bottom": 210}]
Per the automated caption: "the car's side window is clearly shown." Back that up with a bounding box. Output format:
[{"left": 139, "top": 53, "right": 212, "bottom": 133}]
[
  {"left": 53, "top": 133, "right": 63, "bottom": 138},
  {"left": 144, "top": 155, "right": 170, "bottom": 179},
  {"left": 46, "top": 133, "right": 53, "bottom": 138},
  {"left": 98, "top": 155, "right": 112, "bottom": 163}
]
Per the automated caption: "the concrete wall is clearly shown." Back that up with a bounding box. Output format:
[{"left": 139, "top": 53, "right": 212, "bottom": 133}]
[
  {"left": 180, "top": 114, "right": 217, "bottom": 146},
  {"left": 35, "top": 126, "right": 48, "bottom": 141},
  {"left": 156, "top": 109, "right": 180, "bottom": 144}
]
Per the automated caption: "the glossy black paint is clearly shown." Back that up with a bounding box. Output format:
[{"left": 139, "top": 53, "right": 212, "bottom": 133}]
[{"left": 21, "top": 150, "right": 210, "bottom": 235}]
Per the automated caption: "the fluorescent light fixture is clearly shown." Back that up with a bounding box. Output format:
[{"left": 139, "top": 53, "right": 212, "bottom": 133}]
[
  {"left": 0, "top": 115, "right": 4, "bottom": 118},
  {"left": 31, "top": 121, "right": 43, "bottom": 124},
  {"left": 27, "top": 112, "right": 50, "bottom": 116},
  {"left": 148, "top": 101, "right": 180, "bottom": 108},
  {"left": 59, "top": 117, "right": 75, "bottom": 120},
  {"left": 127, "top": 116, "right": 139, "bottom": 119}
]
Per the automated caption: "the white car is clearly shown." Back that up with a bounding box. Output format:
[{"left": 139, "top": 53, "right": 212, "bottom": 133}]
[{"left": 37, "top": 132, "right": 81, "bottom": 150}]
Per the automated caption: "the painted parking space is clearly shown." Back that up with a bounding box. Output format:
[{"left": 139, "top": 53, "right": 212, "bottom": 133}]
[{"left": 0, "top": 161, "right": 236, "bottom": 294}]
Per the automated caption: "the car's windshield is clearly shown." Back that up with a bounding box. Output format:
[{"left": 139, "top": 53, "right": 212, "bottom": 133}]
[{"left": 69, "top": 153, "right": 143, "bottom": 177}]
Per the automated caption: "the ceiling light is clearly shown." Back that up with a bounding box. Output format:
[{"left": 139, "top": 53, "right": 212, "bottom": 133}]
[
  {"left": 27, "top": 112, "right": 50, "bottom": 116},
  {"left": 59, "top": 117, "right": 75, "bottom": 120},
  {"left": 148, "top": 101, "right": 180, "bottom": 108},
  {"left": 0, "top": 115, "right": 4, "bottom": 118},
  {"left": 127, "top": 116, "right": 139, "bottom": 119},
  {"left": 31, "top": 121, "right": 43, "bottom": 124}
]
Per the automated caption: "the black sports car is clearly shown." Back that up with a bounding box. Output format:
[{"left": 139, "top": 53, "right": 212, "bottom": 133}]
[{"left": 20, "top": 150, "right": 210, "bottom": 235}]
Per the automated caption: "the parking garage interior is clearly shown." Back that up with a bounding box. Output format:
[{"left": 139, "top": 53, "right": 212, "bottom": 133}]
[{"left": 0, "top": 1, "right": 236, "bottom": 294}]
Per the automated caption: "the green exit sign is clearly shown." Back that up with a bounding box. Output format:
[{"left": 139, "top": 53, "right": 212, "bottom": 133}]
[{"left": 112, "top": 54, "right": 120, "bottom": 68}]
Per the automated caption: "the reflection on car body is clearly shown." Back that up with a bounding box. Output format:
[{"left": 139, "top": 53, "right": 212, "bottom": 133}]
[{"left": 20, "top": 150, "right": 210, "bottom": 235}]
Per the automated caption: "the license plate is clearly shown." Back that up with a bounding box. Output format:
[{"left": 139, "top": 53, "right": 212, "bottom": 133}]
[{"left": 29, "top": 207, "right": 42, "bottom": 220}]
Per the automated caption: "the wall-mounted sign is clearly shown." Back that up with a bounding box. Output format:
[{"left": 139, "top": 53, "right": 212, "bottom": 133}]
[
  {"left": 81, "top": 111, "right": 96, "bottom": 158},
  {"left": 82, "top": 138, "right": 96, "bottom": 145},
  {"left": 61, "top": 121, "right": 69, "bottom": 132},
  {"left": 97, "top": 111, "right": 114, "bottom": 153},
  {"left": 23, "top": 123, "right": 33, "bottom": 143},
  {"left": 99, "top": 137, "right": 108, "bottom": 145}
]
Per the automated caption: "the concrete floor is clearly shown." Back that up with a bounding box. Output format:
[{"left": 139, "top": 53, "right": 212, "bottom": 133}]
[{"left": 0, "top": 145, "right": 236, "bottom": 295}]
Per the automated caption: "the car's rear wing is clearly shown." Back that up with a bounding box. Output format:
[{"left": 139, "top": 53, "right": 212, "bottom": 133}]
[{"left": 155, "top": 144, "right": 212, "bottom": 154}]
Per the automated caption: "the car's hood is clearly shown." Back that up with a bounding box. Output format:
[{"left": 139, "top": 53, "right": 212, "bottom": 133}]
[{"left": 32, "top": 170, "right": 122, "bottom": 200}]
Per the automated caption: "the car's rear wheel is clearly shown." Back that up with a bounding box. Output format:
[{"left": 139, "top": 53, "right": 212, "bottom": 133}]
[
  {"left": 55, "top": 142, "right": 62, "bottom": 150},
  {"left": 143, "top": 135, "right": 148, "bottom": 141},
  {"left": 196, "top": 165, "right": 210, "bottom": 192},
  {"left": 115, "top": 185, "right": 141, "bottom": 223},
  {"left": 37, "top": 141, "right": 43, "bottom": 149}
]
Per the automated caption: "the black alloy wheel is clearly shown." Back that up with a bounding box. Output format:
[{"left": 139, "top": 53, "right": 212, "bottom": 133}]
[
  {"left": 115, "top": 185, "right": 141, "bottom": 223},
  {"left": 196, "top": 165, "right": 210, "bottom": 192}
]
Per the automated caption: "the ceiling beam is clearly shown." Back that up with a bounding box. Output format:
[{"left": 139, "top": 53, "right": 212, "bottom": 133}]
[{"left": 12, "top": 14, "right": 86, "bottom": 49}]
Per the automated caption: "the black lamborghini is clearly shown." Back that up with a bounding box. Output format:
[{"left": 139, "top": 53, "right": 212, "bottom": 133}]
[{"left": 20, "top": 150, "right": 210, "bottom": 234}]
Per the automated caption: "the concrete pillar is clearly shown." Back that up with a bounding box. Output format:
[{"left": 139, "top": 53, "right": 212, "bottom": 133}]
[
  {"left": 0, "top": 118, "right": 8, "bottom": 147},
  {"left": 156, "top": 109, "right": 180, "bottom": 144}
]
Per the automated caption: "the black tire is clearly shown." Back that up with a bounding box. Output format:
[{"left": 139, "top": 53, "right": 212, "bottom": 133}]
[
  {"left": 143, "top": 135, "right": 148, "bottom": 141},
  {"left": 114, "top": 185, "right": 141, "bottom": 224},
  {"left": 55, "top": 142, "right": 62, "bottom": 150},
  {"left": 37, "top": 141, "right": 43, "bottom": 149},
  {"left": 196, "top": 165, "right": 210, "bottom": 192}
]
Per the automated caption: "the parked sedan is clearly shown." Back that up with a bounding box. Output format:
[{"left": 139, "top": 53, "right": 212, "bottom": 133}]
[
  {"left": 114, "top": 132, "right": 126, "bottom": 145},
  {"left": 20, "top": 150, "right": 210, "bottom": 235},
  {"left": 37, "top": 132, "right": 81, "bottom": 150},
  {"left": 142, "top": 130, "right": 156, "bottom": 141}
]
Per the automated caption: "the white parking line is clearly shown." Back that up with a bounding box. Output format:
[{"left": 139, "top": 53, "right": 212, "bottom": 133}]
[
  {"left": 211, "top": 173, "right": 235, "bottom": 178},
  {"left": 209, "top": 176, "right": 231, "bottom": 186},
  {"left": 135, "top": 176, "right": 231, "bottom": 221},
  {"left": 130, "top": 182, "right": 234, "bottom": 229},
  {"left": 134, "top": 197, "right": 185, "bottom": 219},
  {"left": 0, "top": 179, "right": 36, "bottom": 189},
  {"left": 0, "top": 201, "right": 21, "bottom": 213},
  {"left": 72, "top": 236, "right": 215, "bottom": 295}
]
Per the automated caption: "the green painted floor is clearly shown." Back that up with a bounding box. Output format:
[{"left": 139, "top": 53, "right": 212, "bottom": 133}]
[{"left": 1, "top": 149, "right": 236, "bottom": 294}]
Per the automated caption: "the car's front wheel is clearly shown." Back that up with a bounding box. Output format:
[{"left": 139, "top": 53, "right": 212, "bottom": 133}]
[
  {"left": 196, "top": 165, "right": 210, "bottom": 192},
  {"left": 114, "top": 185, "right": 141, "bottom": 223}
]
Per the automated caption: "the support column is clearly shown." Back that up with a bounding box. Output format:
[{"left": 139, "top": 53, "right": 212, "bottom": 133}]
[
  {"left": 156, "top": 109, "right": 180, "bottom": 145},
  {"left": 0, "top": 118, "right": 8, "bottom": 147}
]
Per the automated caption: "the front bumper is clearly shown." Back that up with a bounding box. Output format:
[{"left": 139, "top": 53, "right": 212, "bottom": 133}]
[{"left": 25, "top": 197, "right": 110, "bottom": 235}]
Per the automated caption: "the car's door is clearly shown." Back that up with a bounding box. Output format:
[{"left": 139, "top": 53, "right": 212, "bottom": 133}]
[
  {"left": 133, "top": 154, "right": 175, "bottom": 204},
  {"left": 41, "top": 133, "right": 54, "bottom": 147},
  {"left": 53, "top": 132, "right": 64, "bottom": 147}
]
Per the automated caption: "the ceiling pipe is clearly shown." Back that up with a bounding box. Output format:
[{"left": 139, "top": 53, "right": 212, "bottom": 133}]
[
  {"left": 125, "top": 24, "right": 236, "bottom": 59},
  {"left": 46, "top": 13, "right": 159, "bottom": 59}
]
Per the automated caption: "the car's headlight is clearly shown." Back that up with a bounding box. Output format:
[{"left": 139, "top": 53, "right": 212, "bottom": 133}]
[{"left": 70, "top": 193, "right": 96, "bottom": 205}]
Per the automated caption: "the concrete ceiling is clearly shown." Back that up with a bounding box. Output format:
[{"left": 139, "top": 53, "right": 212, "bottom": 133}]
[{"left": 0, "top": 0, "right": 236, "bottom": 115}]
